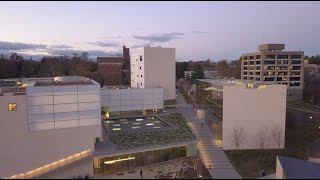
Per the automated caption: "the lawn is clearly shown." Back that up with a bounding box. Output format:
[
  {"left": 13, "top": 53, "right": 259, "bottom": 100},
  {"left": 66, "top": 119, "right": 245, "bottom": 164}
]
[{"left": 225, "top": 119, "right": 320, "bottom": 179}]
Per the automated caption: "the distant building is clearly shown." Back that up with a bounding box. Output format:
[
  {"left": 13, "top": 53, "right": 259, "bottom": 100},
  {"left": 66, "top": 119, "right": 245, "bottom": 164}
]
[
  {"left": 241, "top": 44, "right": 304, "bottom": 100},
  {"left": 130, "top": 46, "right": 176, "bottom": 101},
  {"left": 184, "top": 71, "right": 194, "bottom": 79},
  {"left": 196, "top": 79, "right": 286, "bottom": 150},
  {"left": 97, "top": 46, "right": 131, "bottom": 86},
  {"left": 204, "top": 70, "right": 218, "bottom": 79},
  {"left": 304, "top": 59, "right": 319, "bottom": 79}
]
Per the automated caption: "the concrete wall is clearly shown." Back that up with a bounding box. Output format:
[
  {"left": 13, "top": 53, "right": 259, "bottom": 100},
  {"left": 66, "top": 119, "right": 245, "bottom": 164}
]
[
  {"left": 100, "top": 88, "right": 164, "bottom": 112},
  {"left": 276, "top": 157, "right": 286, "bottom": 179},
  {"left": 0, "top": 93, "right": 101, "bottom": 178},
  {"left": 144, "top": 47, "right": 176, "bottom": 100},
  {"left": 222, "top": 84, "right": 287, "bottom": 150},
  {"left": 130, "top": 48, "right": 145, "bottom": 88}
]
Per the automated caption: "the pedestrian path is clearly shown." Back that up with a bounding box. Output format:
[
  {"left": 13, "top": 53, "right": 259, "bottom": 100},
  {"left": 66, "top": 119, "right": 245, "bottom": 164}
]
[{"left": 175, "top": 90, "right": 241, "bottom": 179}]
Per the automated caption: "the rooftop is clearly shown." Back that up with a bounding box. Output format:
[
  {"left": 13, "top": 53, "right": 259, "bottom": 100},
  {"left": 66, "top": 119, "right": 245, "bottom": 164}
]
[
  {"left": 97, "top": 113, "right": 196, "bottom": 151},
  {"left": 197, "top": 79, "right": 277, "bottom": 87},
  {"left": 278, "top": 156, "right": 320, "bottom": 179}
]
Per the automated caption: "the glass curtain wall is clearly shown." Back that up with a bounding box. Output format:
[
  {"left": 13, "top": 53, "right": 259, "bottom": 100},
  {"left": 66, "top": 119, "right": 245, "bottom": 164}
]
[{"left": 93, "top": 145, "right": 188, "bottom": 175}]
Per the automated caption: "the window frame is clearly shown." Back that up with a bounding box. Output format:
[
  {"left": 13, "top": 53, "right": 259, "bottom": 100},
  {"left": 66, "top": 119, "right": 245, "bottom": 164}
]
[{"left": 8, "top": 103, "right": 17, "bottom": 111}]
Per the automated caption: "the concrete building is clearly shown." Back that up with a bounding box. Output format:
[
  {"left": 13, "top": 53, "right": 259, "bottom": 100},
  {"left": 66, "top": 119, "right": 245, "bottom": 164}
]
[
  {"left": 304, "top": 59, "right": 319, "bottom": 79},
  {"left": 241, "top": 44, "right": 304, "bottom": 100},
  {"left": 97, "top": 46, "right": 131, "bottom": 86},
  {"left": 130, "top": 47, "right": 176, "bottom": 101},
  {"left": 0, "top": 76, "right": 102, "bottom": 179},
  {"left": 196, "top": 79, "right": 287, "bottom": 150},
  {"left": 100, "top": 86, "right": 164, "bottom": 118}
]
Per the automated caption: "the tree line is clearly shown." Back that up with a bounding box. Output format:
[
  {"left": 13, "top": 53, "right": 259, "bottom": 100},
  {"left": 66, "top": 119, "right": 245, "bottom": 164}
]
[{"left": 0, "top": 52, "right": 104, "bottom": 85}]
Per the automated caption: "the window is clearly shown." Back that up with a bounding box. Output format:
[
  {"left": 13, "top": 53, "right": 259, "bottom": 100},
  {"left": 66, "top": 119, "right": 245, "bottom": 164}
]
[
  {"left": 291, "top": 60, "right": 301, "bottom": 65},
  {"left": 256, "top": 55, "right": 261, "bottom": 59},
  {"left": 266, "top": 55, "right": 276, "bottom": 59},
  {"left": 256, "top": 66, "right": 261, "bottom": 70},
  {"left": 140, "top": 56, "right": 143, "bottom": 61},
  {"left": 141, "top": 83, "right": 143, "bottom": 86},
  {"left": 249, "top": 56, "right": 254, "bottom": 60},
  {"left": 141, "top": 75, "right": 143, "bottom": 78},
  {"left": 244, "top": 62, "right": 247, "bottom": 65},
  {"left": 264, "top": 60, "right": 276, "bottom": 65},
  {"left": 8, "top": 103, "right": 17, "bottom": 111},
  {"left": 278, "top": 55, "right": 289, "bottom": 59},
  {"left": 249, "top": 61, "right": 254, "bottom": 65},
  {"left": 140, "top": 67, "right": 141, "bottom": 69},
  {"left": 243, "top": 56, "right": 248, "bottom": 60},
  {"left": 137, "top": 75, "right": 139, "bottom": 77},
  {"left": 291, "top": 55, "right": 302, "bottom": 59},
  {"left": 256, "top": 60, "right": 261, "bottom": 65}
]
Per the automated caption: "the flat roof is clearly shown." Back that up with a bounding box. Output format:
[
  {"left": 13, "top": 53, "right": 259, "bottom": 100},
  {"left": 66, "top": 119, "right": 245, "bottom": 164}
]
[
  {"left": 278, "top": 156, "right": 320, "bottom": 179},
  {"left": 197, "top": 79, "right": 277, "bottom": 86}
]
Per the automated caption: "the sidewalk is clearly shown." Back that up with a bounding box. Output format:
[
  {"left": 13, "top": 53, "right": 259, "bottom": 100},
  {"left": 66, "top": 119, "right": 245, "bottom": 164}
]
[{"left": 175, "top": 90, "right": 241, "bottom": 179}]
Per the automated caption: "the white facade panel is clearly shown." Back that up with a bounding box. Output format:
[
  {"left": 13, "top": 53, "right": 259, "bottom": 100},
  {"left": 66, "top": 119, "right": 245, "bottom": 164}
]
[
  {"left": 54, "top": 112, "right": 79, "bottom": 121},
  {"left": 121, "top": 105, "right": 131, "bottom": 111},
  {"left": 143, "top": 98, "right": 154, "bottom": 104},
  {"left": 132, "top": 99, "right": 143, "bottom": 105},
  {"left": 79, "top": 118, "right": 101, "bottom": 127},
  {"left": 131, "top": 105, "right": 142, "bottom": 111},
  {"left": 143, "top": 104, "right": 153, "bottom": 109},
  {"left": 78, "top": 94, "right": 100, "bottom": 103},
  {"left": 153, "top": 92, "right": 163, "bottom": 99},
  {"left": 78, "top": 85, "right": 100, "bottom": 94},
  {"left": 28, "top": 105, "right": 54, "bottom": 115},
  {"left": 109, "top": 95, "right": 121, "bottom": 101},
  {"left": 78, "top": 102, "right": 100, "bottom": 111},
  {"left": 27, "top": 87, "right": 53, "bottom": 96},
  {"left": 154, "top": 103, "right": 164, "bottom": 109},
  {"left": 79, "top": 110, "right": 101, "bottom": 119},
  {"left": 54, "top": 103, "right": 78, "bottom": 113},
  {"left": 27, "top": 96, "right": 53, "bottom": 105},
  {"left": 131, "top": 94, "right": 143, "bottom": 100},
  {"left": 120, "top": 100, "right": 132, "bottom": 106},
  {"left": 120, "top": 94, "right": 132, "bottom": 100},
  {"left": 153, "top": 98, "right": 163, "bottom": 104},
  {"left": 54, "top": 120, "right": 78, "bottom": 129},
  {"left": 109, "top": 106, "right": 121, "bottom": 111},
  {"left": 143, "top": 94, "right": 153, "bottom": 99},
  {"left": 28, "top": 114, "right": 54, "bottom": 123},
  {"left": 107, "top": 89, "right": 120, "bottom": 96},
  {"left": 143, "top": 89, "right": 153, "bottom": 94},
  {"left": 108, "top": 100, "right": 121, "bottom": 106},
  {"left": 29, "top": 122, "right": 54, "bottom": 131},
  {"left": 54, "top": 95, "right": 78, "bottom": 104},
  {"left": 100, "top": 89, "right": 109, "bottom": 96},
  {"left": 120, "top": 89, "right": 132, "bottom": 95},
  {"left": 53, "top": 85, "right": 77, "bottom": 95},
  {"left": 131, "top": 89, "right": 143, "bottom": 95}
]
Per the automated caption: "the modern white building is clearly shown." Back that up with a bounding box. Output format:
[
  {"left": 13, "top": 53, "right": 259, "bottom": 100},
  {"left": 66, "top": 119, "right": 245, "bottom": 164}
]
[
  {"left": 184, "top": 71, "right": 194, "bottom": 78},
  {"left": 196, "top": 79, "right": 287, "bottom": 150},
  {"left": 130, "top": 46, "right": 176, "bottom": 101},
  {"left": 204, "top": 70, "right": 218, "bottom": 79},
  {"left": 100, "top": 87, "right": 164, "bottom": 117},
  {"left": 0, "top": 76, "right": 102, "bottom": 179}
]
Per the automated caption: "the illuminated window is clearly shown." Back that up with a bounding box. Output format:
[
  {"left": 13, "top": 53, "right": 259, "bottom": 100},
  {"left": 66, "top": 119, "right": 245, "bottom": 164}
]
[{"left": 8, "top": 103, "right": 17, "bottom": 111}]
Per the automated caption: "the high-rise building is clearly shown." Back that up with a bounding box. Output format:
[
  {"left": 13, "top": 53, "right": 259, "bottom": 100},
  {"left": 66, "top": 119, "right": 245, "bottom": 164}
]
[
  {"left": 97, "top": 46, "right": 131, "bottom": 86},
  {"left": 130, "top": 47, "right": 176, "bottom": 101},
  {"left": 241, "top": 44, "right": 304, "bottom": 100}
]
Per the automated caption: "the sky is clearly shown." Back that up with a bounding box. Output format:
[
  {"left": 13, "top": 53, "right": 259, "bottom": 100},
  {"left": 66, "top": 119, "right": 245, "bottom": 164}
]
[{"left": 0, "top": 1, "right": 320, "bottom": 61}]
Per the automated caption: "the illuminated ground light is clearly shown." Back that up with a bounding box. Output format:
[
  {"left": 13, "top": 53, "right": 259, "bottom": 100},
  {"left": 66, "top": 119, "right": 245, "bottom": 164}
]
[
  {"left": 132, "top": 122, "right": 140, "bottom": 125},
  {"left": 146, "top": 116, "right": 155, "bottom": 120},
  {"left": 120, "top": 119, "right": 127, "bottom": 122},
  {"left": 112, "top": 128, "right": 121, "bottom": 131},
  {"left": 113, "top": 124, "right": 120, "bottom": 127},
  {"left": 146, "top": 123, "right": 154, "bottom": 126},
  {"left": 106, "top": 120, "right": 114, "bottom": 124},
  {"left": 132, "top": 126, "right": 140, "bottom": 129},
  {"left": 153, "top": 126, "right": 161, "bottom": 129},
  {"left": 104, "top": 157, "right": 135, "bottom": 164},
  {"left": 136, "top": 118, "right": 144, "bottom": 121},
  {"left": 154, "top": 121, "right": 161, "bottom": 123},
  {"left": 121, "top": 122, "right": 129, "bottom": 124}
]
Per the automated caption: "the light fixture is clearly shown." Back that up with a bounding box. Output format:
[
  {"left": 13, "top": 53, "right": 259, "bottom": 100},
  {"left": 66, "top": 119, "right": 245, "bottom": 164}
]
[
  {"left": 146, "top": 123, "right": 154, "bottom": 126},
  {"left": 104, "top": 157, "right": 135, "bottom": 164},
  {"left": 112, "top": 128, "right": 121, "bottom": 131},
  {"left": 132, "top": 126, "right": 140, "bottom": 129},
  {"left": 113, "top": 124, "right": 120, "bottom": 127},
  {"left": 136, "top": 118, "right": 143, "bottom": 121},
  {"left": 132, "top": 122, "right": 140, "bottom": 125}
]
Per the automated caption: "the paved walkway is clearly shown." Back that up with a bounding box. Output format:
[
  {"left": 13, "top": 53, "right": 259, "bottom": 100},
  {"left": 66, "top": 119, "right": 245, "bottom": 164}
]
[
  {"left": 257, "top": 173, "right": 276, "bottom": 179},
  {"left": 174, "top": 90, "right": 241, "bottom": 179}
]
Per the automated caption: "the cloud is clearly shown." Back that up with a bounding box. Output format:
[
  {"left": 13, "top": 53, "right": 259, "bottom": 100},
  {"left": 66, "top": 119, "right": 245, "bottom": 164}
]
[
  {"left": 47, "top": 49, "right": 121, "bottom": 57},
  {"left": 0, "top": 41, "right": 47, "bottom": 51},
  {"left": 89, "top": 41, "right": 118, "bottom": 47},
  {"left": 49, "top": 44, "right": 72, "bottom": 49},
  {"left": 192, "top": 31, "right": 209, "bottom": 34},
  {"left": 132, "top": 32, "right": 184, "bottom": 43},
  {"left": 131, "top": 42, "right": 153, "bottom": 49}
]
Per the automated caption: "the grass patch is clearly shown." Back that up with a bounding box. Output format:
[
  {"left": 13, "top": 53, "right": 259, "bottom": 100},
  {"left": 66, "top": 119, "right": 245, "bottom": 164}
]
[{"left": 225, "top": 120, "right": 320, "bottom": 179}]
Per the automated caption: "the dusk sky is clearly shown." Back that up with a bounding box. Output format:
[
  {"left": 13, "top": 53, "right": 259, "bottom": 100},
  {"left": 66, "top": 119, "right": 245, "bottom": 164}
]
[{"left": 1, "top": 1, "right": 320, "bottom": 61}]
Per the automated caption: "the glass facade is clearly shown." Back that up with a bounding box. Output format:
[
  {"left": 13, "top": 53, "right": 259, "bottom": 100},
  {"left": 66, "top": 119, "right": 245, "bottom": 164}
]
[
  {"left": 93, "top": 145, "right": 189, "bottom": 175},
  {"left": 195, "top": 80, "right": 223, "bottom": 119}
]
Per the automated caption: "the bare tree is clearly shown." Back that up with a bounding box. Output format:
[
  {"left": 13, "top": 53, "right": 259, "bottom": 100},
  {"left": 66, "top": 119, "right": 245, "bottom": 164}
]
[
  {"left": 256, "top": 127, "right": 271, "bottom": 162},
  {"left": 271, "top": 126, "right": 285, "bottom": 149},
  {"left": 232, "top": 127, "right": 247, "bottom": 152}
]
